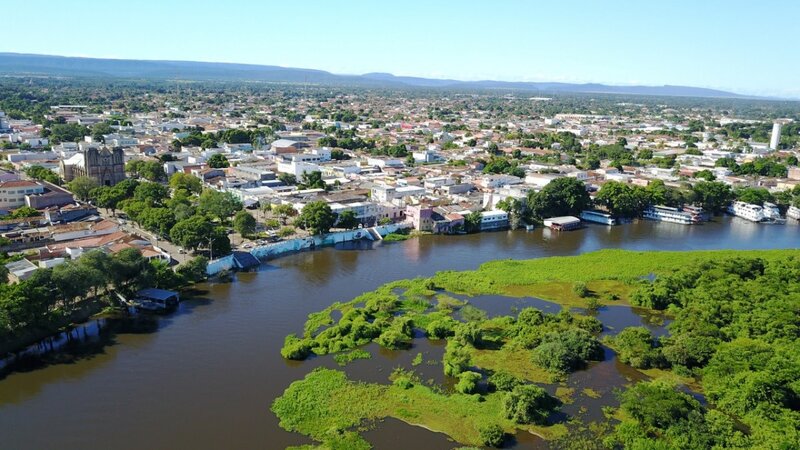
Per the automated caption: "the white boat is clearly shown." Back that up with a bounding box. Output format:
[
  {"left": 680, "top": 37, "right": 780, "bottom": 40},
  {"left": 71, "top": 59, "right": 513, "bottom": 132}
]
[
  {"left": 642, "top": 205, "right": 702, "bottom": 225},
  {"left": 762, "top": 202, "right": 784, "bottom": 222},
  {"left": 788, "top": 205, "right": 800, "bottom": 220},
  {"left": 727, "top": 201, "right": 765, "bottom": 222},
  {"left": 580, "top": 210, "right": 617, "bottom": 225}
]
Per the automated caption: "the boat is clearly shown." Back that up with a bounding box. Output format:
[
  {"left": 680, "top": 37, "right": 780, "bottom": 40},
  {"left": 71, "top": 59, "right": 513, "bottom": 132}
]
[
  {"left": 580, "top": 210, "right": 617, "bottom": 225},
  {"left": 727, "top": 201, "right": 765, "bottom": 222},
  {"left": 762, "top": 202, "right": 785, "bottom": 223},
  {"left": 788, "top": 205, "right": 800, "bottom": 220},
  {"left": 642, "top": 205, "right": 703, "bottom": 225}
]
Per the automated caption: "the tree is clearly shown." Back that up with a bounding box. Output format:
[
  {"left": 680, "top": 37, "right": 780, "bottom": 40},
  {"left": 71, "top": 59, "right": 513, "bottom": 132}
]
[
  {"left": 330, "top": 149, "right": 350, "bottom": 160},
  {"left": 108, "top": 248, "right": 151, "bottom": 295},
  {"left": 531, "top": 329, "right": 603, "bottom": 373},
  {"left": 24, "top": 165, "right": 60, "bottom": 184},
  {"left": 91, "top": 186, "right": 125, "bottom": 214},
  {"left": 693, "top": 169, "right": 716, "bottom": 181},
  {"left": 133, "top": 182, "right": 169, "bottom": 206},
  {"left": 619, "top": 380, "right": 700, "bottom": 429},
  {"left": 66, "top": 176, "right": 99, "bottom": 201},
  {"left": 527, "top": 177, "right": 592, "bottom": 220},
  {"left": 150, "top": 259, "right": 184, "bottom": 290},
  {"left": 443, "top": 342, "right": 471, "bottom": 376},
  {"left": 176, "top": 256, "right": 208, "bottom": 282},
  {"left": 691, "top": 181, "right": 733, "bottom": 213},
  {"left": 278, "top": 173, "right": 297, "bottom": 185},
  {"left": 169, "top": 172, "right": 202, "bottom": 194},
  {"left": 207, "top": 153, "right": 230, "bottom": 168},
  {"left": 488, "top": 371, "right": 522, "bottom": 392},
  {"left": 273, "top": 204, "right": 297, "bottom": 225},
  {"left": 233, "top": 210, "right": 256, "bottom": 237},
  {"left": 734, "top": 187, "right": 772, "bottom": 205},
  {"left": 595, "top": 181, "right": 651, "bottom": 218},
  {"left": 296, "top": 201, "right": 336, "bottom": 235},
  {"left": 612, "top": 327, "right": 664, "bottom": 369},
  {"left": 455, "top": 371, "right": 482, "bottom": 394},
  {"left": 336, "top": 210, "right": 359, "bottom": 229},
  {"left": 138, "top": 207, "right": 176, "bottom": 236},
  {"left": 298, "top": 171, "right": 326, "bottom": 190},
  {"left": 90, "top": 122, "right": 113, "bottom": 141},
  {"left": 47, "top": 123, "right": 88, "bottom": 143},
  {"left": 9, "top": 206, "right": 40, "bottom": 219},
  {"left": 170, "top": 215, "right": 215, "bottom": 250},
  {"left": 464, "top": 211, "right": 483, "bottom": 233},
  {"left": 51, "top": 262, "right": 94, "bottom": 305},
  {"left": 126, "top": 160, "right": 165, "bottom": 182},
  {"left": 503, "top": 384, "right": 561, "bottom": 424},
  {"left": 479, "top": 424, "right": 506, "bottom": 448},
  {"left": 139, "top": 161, "right": 166, "bottom": 181},
  {"left": 76, "top": 250, "right": 113, "bottom": 297},
  {"left": 197, "top": 189, "right": 243, "bottom": 222}
]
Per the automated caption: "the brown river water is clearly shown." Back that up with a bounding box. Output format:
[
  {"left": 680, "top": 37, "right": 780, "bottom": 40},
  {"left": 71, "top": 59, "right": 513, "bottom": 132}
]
[{"left": 0, "top": 217, "right": 797, "bottom": 449}]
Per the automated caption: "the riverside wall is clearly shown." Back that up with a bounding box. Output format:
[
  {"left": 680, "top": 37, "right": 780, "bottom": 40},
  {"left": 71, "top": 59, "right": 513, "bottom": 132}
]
[{"left": 206, "top": 223, "right": 408, "bottom": 275}]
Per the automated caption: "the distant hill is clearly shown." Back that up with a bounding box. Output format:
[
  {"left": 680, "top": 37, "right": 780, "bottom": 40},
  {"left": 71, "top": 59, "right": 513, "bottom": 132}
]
[{"left": 0, "top": 52, "right": 752, "bottom": 99}]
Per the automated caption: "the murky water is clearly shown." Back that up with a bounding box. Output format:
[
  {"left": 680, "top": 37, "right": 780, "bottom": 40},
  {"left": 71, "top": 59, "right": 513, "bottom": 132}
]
[{"left": 0, "top": 217, "right": 797, "bottom": 449}]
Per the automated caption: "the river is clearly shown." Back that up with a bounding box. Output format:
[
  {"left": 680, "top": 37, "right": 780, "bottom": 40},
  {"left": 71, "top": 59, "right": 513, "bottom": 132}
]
[{"left": 0, "top": 217, "right": 797, "bottom": 449}]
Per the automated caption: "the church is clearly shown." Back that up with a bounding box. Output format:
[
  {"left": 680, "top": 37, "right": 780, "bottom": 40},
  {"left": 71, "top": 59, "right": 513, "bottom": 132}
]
[{"left": 61, "top": 146, "right": 126, "bottom": 186}]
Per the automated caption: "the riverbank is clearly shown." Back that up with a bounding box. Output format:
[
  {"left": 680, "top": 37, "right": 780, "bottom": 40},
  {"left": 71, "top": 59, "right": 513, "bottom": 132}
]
[
  {"left": 273, "top": 248, "right": 799, "bottom": 448},
  {"left": 0, "top": 297, "right": 107, "bottom": 358},
  {"left": 206, "top": 223, "right": 407, "bottom": 275}
]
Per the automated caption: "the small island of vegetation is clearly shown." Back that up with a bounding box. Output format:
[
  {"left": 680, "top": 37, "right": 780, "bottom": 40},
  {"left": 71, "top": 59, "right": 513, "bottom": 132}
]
[{"left": 273, "top": 249, "right": 799, "bottom": 449}]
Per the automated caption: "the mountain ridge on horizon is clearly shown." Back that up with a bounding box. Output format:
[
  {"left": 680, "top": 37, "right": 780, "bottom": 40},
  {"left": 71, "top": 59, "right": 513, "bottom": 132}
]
[{"left": 0, "top": 52, "right": 777, "bottom": 100}]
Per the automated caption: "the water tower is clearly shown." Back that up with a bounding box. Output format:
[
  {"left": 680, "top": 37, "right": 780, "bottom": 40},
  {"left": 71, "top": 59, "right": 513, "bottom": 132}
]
[{"left": 769, "top": 122, "right": 782, "bottom": 150}]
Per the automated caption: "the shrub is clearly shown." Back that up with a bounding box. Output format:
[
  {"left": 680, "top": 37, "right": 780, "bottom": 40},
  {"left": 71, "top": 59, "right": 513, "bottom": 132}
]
[
  {"left": 456, "top": 371, "right": 482, "bottom": 394},
  {"left": 426, "top": 318, "right": 456, "bottom": 339},
  {"left": 503, "top": 384, "right": 561, "bottom": 424},
  {"left": 573, "top": 281, "right": 589, "bottom": 298},
  {"left": 376, "top": 328, "right": 411, "bottom": 349},
  {"left": 531, "top": 329, "right": 603, "bottom": 373},
  {"left": 612, "top": 327, "right": 665, "bottom": 369},
  {"left": 619, "top": 380, "right": 699, "bottom": 429},
  {"left": 479, "top": 424, "right": 506, "bottom": 447},
  {"left": 443, "top": 341, "right": 472, "bottom": 377},
  {"left": 488, "top": 370, "right": 522, "bottom": 392},
  {"left": 281, "top": 334, "right": 313, "bottom": 360}
]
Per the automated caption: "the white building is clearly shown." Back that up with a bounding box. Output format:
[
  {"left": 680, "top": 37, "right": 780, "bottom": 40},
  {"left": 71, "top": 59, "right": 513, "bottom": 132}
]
[
  {"left": 371, "top": 184, "right": 426, "bottom": 202},
  {"left": 277, "top": 160, "right": 321, "bottom": 177},
  {"left": 0, "top": 180, "right": 45, "bottom": 209}
]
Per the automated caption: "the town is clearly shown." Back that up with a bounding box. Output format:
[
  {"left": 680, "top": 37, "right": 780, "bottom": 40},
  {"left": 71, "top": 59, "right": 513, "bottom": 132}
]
[
  {"left": 2, "top": 1, "right": 800, "bottom": 448},
  {"left": 1, "top": 81, "right": 798, "bottom": 284},
  {"left": 0, "top": 78, "right": 799, "bottom": 354}
]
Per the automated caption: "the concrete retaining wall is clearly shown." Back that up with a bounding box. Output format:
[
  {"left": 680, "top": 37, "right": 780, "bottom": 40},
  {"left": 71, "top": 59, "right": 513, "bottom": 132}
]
[
  {"left": 206, "top": 254, "right": 236, "bottom": 275},
  {"left": 206, "top": 223, "right": 409, "bottom": 275}
]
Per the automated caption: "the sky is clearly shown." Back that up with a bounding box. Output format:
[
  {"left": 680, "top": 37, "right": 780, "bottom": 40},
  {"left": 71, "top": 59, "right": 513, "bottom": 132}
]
[{"left": 3, "top": 0, "right": 799, "bottom": 98}]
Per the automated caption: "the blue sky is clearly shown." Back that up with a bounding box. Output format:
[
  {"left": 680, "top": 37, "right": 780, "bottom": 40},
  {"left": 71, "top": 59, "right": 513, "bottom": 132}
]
[{"left": 3, "top": 0, "right": 798, "bottom": 97}]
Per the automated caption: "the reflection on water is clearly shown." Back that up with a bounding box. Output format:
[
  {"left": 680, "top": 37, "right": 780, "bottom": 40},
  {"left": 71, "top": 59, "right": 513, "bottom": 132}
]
[
  {"left": 0, "top": 216, "right": 796, "bottom": 450},
  {"left": 361, "top": 417, "right": 456, "bottom": 449}
]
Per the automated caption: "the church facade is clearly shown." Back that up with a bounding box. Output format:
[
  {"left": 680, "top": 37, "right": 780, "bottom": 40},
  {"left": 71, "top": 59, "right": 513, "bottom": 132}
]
[{"left": 62, "top": 146, "right": 126, "bottom": 186}]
